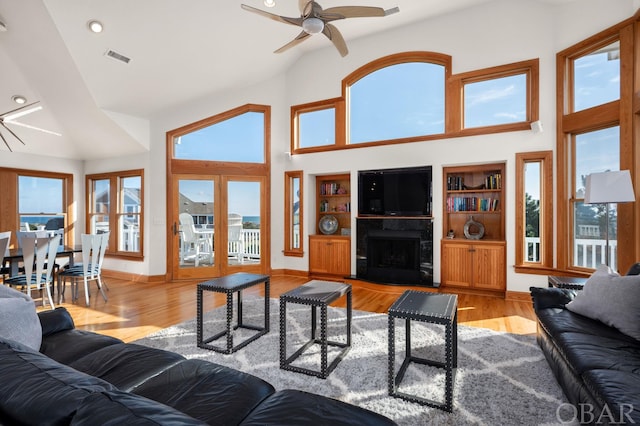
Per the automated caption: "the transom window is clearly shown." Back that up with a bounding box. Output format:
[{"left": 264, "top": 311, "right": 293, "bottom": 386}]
[
  {"left": 572, "top": 40, "right": 620, "bottom": 112},
  {"left": 464, "top": 73, "right": 527, "bottom": 128},
  {"left": 174, "top": 111, "right": 265, "bottom": 163}
]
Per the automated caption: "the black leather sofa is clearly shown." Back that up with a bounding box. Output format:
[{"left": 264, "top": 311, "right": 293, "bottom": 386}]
[
  {"left": 530, "top": 286, "right": 640, "bottom": 425},
  {"left": 0, "top": 307, "right": 396, "bottom": 425}
]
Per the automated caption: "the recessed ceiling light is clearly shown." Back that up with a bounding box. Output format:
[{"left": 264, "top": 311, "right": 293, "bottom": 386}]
[
  {"left": 11, "top": 95, "right": 26, "bottom": 104},
  {"left": 88, "top": 20, "right": 103, "bottom": 33},
  {"left": 264, "top": 0, "right": 276, "bottom": 7}
]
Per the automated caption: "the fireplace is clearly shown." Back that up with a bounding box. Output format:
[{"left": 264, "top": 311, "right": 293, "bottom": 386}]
[{"left": 356, "top": 218, "right": 433, "bottom": 286}]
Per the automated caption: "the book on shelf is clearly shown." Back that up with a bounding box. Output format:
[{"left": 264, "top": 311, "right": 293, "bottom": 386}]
[{"left": 446, "top": 196, "right": 499, "bottom": 212}]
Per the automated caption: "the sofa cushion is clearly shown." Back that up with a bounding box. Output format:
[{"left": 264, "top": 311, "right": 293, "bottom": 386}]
[
  {"left": 582, "top": 369, "right": 640, "bottom": 424},
  {"left": 70, "top": 390, "right": 207, "bottom": 425},
  {"left": 536, "top": 308, "right": 638, "bottom": 344},
  {"left": 39, "top": 306, "right": 76, "bottom": 336},
  {"left": 554, "top": 332, "right": 640, "bottom": 376},
  {"left": 69, "top": 342, "right": 185, "bottom": 390},
  {"left": 239, "top": 389, "right": 398, "bottom": 426},
  {"left": 0, "top": 283, "right": 42, "bottom": 350},
  {"left": 40, "top": 328, "right": 123, "bottom": 365},
  {"left": 530, "top": 286, "right": 576, "bottom": 312},
  {"left": 0, "top": 338, "right": 115, "bottom": 426},
  {"left": 566, "top": 265, "right": 640, "bottom": 340},
  {"left": 132, "top": 359, "right": 275, "bottom": 425}
]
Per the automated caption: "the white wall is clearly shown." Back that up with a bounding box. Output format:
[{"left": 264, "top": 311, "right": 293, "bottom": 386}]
[{"left": 6, "top": 0, "right": 633, "bottom": 291}]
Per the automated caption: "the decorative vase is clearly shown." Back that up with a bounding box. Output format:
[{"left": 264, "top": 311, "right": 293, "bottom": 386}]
[{"left": 464, "top": 215, "right": 484, "bottom": 240}]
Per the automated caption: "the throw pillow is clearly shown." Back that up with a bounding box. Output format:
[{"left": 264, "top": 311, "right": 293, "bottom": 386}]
[
  {"left": 0, "top": 284, "right": 42, "bottom": 350},
  {"left": 566, "top": 264, "right": 640, "bottom": 340}
]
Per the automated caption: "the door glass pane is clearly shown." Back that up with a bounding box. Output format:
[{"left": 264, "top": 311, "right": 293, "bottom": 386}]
[
  {"left": 119, "top": 176, "right": 141, "bottom": 252},
  {"left": 179, "top": 180, "right": 214, "bottom": 268},
  {"left": 573, "top": 41, "right": 620, "bottom": 112},
  {"left": 524, "top": 162, "right": 541, "bottom": 263},
  {"left": 228, "top": 181, "right": 260, "bottom": 265},
  {"left": 174, "top": 112, "right": 265, "bottom": 163}
]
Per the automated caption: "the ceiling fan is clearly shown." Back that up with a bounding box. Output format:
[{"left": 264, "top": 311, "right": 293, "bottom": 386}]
[
  {"left": 240, "top": 0, "right": 399, "bottom": 57},
  {"left": 0, "top": 101, "right": 61, "bottom": 152}
]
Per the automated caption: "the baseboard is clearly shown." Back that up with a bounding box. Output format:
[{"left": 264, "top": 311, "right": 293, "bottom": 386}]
[
  {"left": 505, "top": 290, "right": 532, "bottom": 303},
  {"left": 101, "top": 269, "right": 166, "bottom": 283},
  {"left": 270, "top": 268, "right": 308, "bottom": 277}
]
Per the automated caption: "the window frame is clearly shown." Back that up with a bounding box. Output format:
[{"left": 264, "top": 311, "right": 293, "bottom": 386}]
[
  {"left": 556, "top": 19, "right": 634, "bottom": 275},
  {"left": 86, "top": 169, "right": 144, "bottom": 259},
  {"left": 0, "top": 167, "right": 74, "bottom": 247},
  {"left": 290, "top": 52, "right": 539, "bottom": 155},
  {"left": 515, "top": 150, "right": 553, "bottom": 273},
  {"left": 283, "top": 170, "right": 303, "bottom": 257}
]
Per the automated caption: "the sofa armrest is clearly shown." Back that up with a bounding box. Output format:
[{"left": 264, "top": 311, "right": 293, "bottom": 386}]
[
  {"left": 38, "top": 307, "right": 75, "bottom": 337},
  {"left": 529, "top": 286, "right": 576, "bottom": 312}
]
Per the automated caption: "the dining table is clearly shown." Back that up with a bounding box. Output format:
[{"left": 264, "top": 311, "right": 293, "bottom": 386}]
[{"left": 4, "top": 245, "right": 82, "bottom": 276}]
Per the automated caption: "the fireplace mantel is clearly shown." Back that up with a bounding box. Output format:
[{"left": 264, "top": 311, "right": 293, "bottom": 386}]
[{"left": 356, "top": 217, "right": 434, "bottom": 286}]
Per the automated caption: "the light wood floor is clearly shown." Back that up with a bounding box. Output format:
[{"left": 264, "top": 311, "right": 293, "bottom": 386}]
[{"left": 38, "top": 274, "right": 537, "bottom": 342}]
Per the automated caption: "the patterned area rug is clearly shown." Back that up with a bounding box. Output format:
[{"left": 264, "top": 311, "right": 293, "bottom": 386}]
[{"left": 134, "top": 298, "right": 570, "bottom": 425}]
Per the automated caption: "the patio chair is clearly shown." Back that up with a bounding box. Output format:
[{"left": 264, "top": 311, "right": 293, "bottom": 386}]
[
  {"left": 179, "top": 213, "right": 212, "bottom": 266},
  {"left": 228, "top": 213, "right": 244, "bottom": 263}
]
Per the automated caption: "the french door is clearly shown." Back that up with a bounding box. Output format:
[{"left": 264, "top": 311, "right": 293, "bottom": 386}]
[{"left": 169, "top": 174, "right": 267, "bottom": 280}]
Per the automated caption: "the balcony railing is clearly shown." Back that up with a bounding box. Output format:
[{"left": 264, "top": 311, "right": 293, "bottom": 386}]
[{"left": 526, "top": 237, "right": 617, "bottom": 269}]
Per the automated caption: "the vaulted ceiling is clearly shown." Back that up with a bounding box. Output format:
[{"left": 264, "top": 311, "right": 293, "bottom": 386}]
[{"left": 0, "top": 0, "right": 575, "bottom": 159}]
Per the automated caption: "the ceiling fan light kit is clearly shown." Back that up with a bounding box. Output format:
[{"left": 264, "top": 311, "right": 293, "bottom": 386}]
[{"left": 241, "top": 0, "right": 399, "bottom": 57}]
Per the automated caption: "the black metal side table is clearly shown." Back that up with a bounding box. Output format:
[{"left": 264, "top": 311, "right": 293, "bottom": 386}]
[
  {"left": 280, "top": 280, "right": 352, "bottom": 379},
  {"left": 197, "top": 272, "right": 270, "bottom": 354},
  {"left": 388, "top": 290, "right": 458, "bottom": 412}
]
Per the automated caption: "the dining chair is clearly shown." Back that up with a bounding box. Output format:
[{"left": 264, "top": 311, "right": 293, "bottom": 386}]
[
  {"left": 179, "top": 213, "right": 212, "bottom": 266},
  {"left": 58, "top": 233, "right": 109, "bottom": 306},
  {"left": 228, "top": 213, "right": 244, "bottom": 263},
  {"left": 0, "top": 231, "right": 11, "bottom": 280},
  {"left": 4, "top": 234, "right": 60, "bottom": 308}
]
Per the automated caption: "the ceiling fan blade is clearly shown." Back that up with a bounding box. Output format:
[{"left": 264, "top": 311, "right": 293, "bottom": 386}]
[
  {"left": 240, "top": 4, "right": 302, "bottom": 26},
  {"left": 321, "top": 6, "right": 387, "bottom": 19},
  {"left": 274, "top": 31, "right": 311, "bottom": 54},
  {"left": 0, "top": 101, "right": 41, "bottom": 119},
  {"left": 0, "top": 130, "right": 13, "bottom": 152},
  {"left": 5, "top": 120, "right": 62, "bottom": 136},
  {"left": 0, "top": 121, "right": 26, "bottom": 145},
  {"left": 323, "top": 23, "right": 348, "bottom": 57},
  {"left": 299, "top": 0, "right": 310, "bottom": 15}
]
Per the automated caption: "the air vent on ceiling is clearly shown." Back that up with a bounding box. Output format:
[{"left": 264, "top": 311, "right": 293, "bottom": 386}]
[{"left": 105, "top": 49, "right": 131, "bottom": 64}]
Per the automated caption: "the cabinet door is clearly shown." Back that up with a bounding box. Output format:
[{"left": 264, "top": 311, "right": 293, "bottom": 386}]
[
  {"left": 473, "top": 243, "right": 506, "bottom": 290},
  {"left": 441, "top": 241, "right": 472, "bottom": 287},
  {"left": 328, "top": 238, "right": 351, "bottom": 276},
  {"left": 309, "top": 237, "right": 332, "bottom": 274}
]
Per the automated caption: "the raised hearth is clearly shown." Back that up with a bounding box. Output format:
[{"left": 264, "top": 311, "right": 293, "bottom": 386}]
[{"left": 356, "top": 218, "right": 433, "bottom": 286}]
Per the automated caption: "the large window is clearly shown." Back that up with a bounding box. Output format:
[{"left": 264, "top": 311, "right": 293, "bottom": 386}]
[
  {"left": 557, "top": 21, "right": 633, "bottom": 274},
  {"left": 0, "top": 168, "right": 73, "bottom": 246},
  {"left": 291, "top": 53, "right": 538, "bottom": 154},
  {"left": 87, "top": 170, "right": 144, "bottom": 258}
]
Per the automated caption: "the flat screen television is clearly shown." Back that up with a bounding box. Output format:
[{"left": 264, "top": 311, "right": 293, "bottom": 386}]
[{"left": 358, "top": 166, "right": 432, "bottom": 217}]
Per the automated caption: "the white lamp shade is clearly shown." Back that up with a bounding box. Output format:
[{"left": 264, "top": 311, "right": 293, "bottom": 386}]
[
  {"left": 584, "top": 170, "right": 635, "bottom": 204},
  {"left": 302, "top": 17, "right": 324, "bottom": 34}
]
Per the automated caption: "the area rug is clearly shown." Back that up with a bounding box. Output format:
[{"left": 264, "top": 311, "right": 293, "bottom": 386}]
[{"left": 134, "top": 298, "right": 570, "bottom": 425}]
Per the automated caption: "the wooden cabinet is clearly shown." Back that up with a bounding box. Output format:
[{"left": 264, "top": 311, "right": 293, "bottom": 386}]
[
  {"left": 441, "top": 240, "right": 506, "bottom": 293},
  {"left": 315, "top": 173, "right": 351, "bottom": 235},
  {"left": 309, "top": 174, "right": 351, "bottom": 278},
  {"left": 309, "top": 235, "right": 351, "bottom": 278},
  {"left": 441, "top": 163, "right": 506, "bottom": 294}
]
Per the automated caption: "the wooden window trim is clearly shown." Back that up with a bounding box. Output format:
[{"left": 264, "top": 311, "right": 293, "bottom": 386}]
[
  {"left": 283, "top": 170, "right": 303, "bottom": 257},
  {"left": 514, "top": 150, "right": 553, "bottom": 274},
  {"left": 0, "top": 167, "right": 73, "bottom": 247},
  {"left": 556, "top": 19, "right": 635, "bottom": 274},
  {"left": 290, "top": 52, "right": 539, "bottom": 155},
  {"left": 86, "top": 169, "right": 144, "bottom": 260}
]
